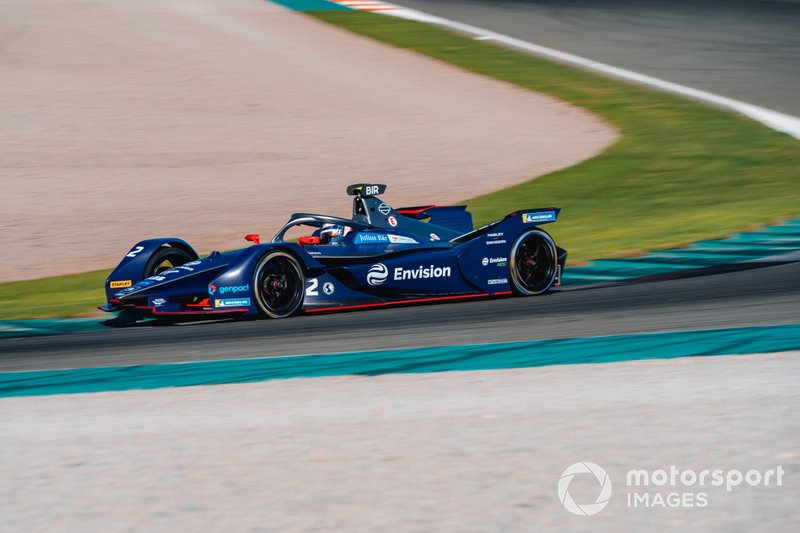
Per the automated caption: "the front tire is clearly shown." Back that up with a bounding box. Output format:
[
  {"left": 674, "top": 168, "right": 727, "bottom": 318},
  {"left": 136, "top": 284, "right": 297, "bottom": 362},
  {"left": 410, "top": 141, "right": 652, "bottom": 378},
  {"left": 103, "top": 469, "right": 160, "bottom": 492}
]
[
  {"left": 143, "top": 246, "right": 194, "bottom": 277},
  {"left": 253, "top": 251, "right": 305, "bottom": 318},
  {"left": 509, "top": 229, "right": 558, "bottom": 296}
]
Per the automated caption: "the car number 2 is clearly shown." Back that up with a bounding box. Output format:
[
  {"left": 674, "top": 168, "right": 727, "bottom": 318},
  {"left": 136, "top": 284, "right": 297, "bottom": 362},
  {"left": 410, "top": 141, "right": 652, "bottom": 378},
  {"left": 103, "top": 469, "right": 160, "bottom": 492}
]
[
  {"left": 126, "top": 245, "right": 144, "bottom": 258},
  {"left": 306, "top": 278, "right": 319, "bottom": 296}
]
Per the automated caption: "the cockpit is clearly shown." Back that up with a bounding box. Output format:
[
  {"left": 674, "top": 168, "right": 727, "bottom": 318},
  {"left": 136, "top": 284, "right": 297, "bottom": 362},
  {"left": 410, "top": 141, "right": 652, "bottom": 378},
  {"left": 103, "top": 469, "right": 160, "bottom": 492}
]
[{"left": 268, "top": 183, "right": 470, "bottom": 252}]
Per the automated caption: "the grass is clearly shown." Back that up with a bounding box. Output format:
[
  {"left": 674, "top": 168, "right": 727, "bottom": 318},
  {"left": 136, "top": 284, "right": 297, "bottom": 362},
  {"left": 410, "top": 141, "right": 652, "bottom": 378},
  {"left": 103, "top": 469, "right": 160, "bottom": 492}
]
[
  {"left": 313, "top": 12, "right": 800, "bottom": 261},
  {"left": 1, "top": 10, "right": 798, "bottom": 319},
  {"left": 0, "top": 270, "right": 110, "bottom": 320}
]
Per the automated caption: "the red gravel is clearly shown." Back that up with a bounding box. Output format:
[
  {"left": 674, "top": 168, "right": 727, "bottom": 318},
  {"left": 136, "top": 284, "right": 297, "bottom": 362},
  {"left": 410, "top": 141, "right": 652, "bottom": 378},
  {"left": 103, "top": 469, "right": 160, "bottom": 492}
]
[{"left": 0, "top": 0, "right": 616, "bottom": 281}]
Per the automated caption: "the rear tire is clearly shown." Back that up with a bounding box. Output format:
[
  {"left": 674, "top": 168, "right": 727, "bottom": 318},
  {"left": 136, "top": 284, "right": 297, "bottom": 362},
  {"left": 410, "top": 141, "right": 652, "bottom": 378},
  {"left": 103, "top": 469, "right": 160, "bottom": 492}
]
[
  {"left": 143, "top": 247, "right": 194, "bottom": 278},
  {"left": 509, "top": 229, "right": 558, "bottom": 296},
  {"left": 253, "top": 251, "right": 305, "bottom": 318}
]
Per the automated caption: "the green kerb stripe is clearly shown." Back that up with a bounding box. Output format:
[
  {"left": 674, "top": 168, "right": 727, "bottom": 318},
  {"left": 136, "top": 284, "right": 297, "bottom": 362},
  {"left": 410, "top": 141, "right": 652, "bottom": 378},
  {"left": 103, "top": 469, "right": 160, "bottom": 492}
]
[
  {"left": 563, "top": 217, "right": 800, "bottom": 285},
  {"left": 1, "top": 324, "right": 798, "bottom": 397}
]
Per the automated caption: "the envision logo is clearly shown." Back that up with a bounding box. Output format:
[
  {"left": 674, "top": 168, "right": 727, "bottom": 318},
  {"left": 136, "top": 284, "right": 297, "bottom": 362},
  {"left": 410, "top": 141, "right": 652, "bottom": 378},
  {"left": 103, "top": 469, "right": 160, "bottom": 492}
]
[
  {"left": 367, "top": 263, "right": 452, "bottom": 285},
  {"left": 367, "top": 263, "right": 389, "bottom": 286},
  {"left": 394, "top": 264, "right": 451, "bottom": 281},
  {"left": 558, "top": 462, "right": 612, "bottom": 516},
  {"left": 482, "top": 257, "right": 507, "bottom": 266}
]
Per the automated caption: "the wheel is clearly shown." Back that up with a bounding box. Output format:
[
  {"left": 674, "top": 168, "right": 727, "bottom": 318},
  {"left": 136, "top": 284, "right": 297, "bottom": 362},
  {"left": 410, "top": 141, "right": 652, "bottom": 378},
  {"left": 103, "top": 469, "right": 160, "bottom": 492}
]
[
  {"left": 253, "top": 251, "right": 305, "bottom": 318},
  {"left": 509, "top": 229, "right": 558, "bottom": 296},
  {"left": 143, "top": 246, "right": 194, "bottom": 277}
]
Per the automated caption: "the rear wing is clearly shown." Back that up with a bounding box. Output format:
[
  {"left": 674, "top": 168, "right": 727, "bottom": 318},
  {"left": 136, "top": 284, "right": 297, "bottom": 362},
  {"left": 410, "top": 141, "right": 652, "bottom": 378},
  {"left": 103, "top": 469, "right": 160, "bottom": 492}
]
[{"left": 451, "top": 207, "right": 560, "bottom": 244}]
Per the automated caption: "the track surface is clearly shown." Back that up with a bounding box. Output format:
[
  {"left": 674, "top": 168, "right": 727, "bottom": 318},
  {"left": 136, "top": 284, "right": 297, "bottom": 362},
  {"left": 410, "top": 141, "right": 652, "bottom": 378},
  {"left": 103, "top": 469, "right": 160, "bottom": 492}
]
[
  {"left": 3, "top": 353, "right": 798, "bottom": 530},
  {"left": 393, "top": 0, "right": 800, "bottom": 115},
  {"left": 1, "top": 262, "right": 798, "bottom": 372},
  {"left": 2, "top": 1, "right": 797, "bottom": 372}
]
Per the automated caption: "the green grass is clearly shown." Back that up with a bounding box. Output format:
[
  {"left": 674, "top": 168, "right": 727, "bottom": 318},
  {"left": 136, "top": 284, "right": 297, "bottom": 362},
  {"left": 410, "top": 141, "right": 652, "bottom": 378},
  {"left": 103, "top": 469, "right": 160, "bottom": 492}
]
[
  {"left": 313, "top": 12, "right": 800, "bottom": 261},
  {"left": 1, "top": 10, "right": 798, "bottom": 319},
  {"left": 0, "top": 270, "right": 109, "bottom": 320}
]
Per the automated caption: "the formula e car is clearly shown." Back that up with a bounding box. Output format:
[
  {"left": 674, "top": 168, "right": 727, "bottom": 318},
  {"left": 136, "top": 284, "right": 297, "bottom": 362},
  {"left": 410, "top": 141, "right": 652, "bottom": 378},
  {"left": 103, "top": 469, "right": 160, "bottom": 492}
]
[{"left": 101, "top": 184, "right": 566, "bottom": 319}]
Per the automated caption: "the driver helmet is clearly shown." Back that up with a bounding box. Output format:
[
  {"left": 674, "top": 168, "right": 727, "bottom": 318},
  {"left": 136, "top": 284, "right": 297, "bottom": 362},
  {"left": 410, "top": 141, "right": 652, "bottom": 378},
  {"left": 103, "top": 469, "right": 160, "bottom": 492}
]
[{"left": 319, "top": 224, "right": 351, "bottom": 245}]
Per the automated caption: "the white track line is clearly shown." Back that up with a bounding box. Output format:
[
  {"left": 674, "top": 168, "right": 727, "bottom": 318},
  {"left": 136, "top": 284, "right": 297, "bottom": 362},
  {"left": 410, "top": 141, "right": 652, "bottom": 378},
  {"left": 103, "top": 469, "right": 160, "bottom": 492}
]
[
  {"left": 332, "top": 1, "right": 398, "bottom": 11},
  {"left": 363, "top": 1, "right": 800, "bottom": 140}
]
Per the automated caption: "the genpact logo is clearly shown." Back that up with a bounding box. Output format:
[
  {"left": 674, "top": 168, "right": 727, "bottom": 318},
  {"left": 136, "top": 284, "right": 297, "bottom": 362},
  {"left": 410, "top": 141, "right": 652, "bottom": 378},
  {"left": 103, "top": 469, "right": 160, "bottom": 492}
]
[
  {"left": 218, "top": 284, "right": 250, "bottom": 295},
  {"left": 367, "top": 263, "right": 389, "bottom": 286}
]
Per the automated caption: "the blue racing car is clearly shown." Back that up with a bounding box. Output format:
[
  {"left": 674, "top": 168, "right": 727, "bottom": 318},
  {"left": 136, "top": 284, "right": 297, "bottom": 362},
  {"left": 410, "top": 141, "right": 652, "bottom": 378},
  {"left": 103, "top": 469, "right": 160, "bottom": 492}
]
[{"left": 101, "top": 184, "right": 566, "bottom": 319}]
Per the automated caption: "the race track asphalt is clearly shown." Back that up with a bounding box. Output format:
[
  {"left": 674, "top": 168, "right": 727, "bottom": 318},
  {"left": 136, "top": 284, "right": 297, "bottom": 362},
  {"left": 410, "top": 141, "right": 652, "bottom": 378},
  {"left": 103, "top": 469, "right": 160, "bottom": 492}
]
[
  {"left": 1, "top": 261, "right": 798, "bottom": 372},
  {"left": 2, "top": 0, "right": 797, "bottom": 373},
  {"left": 392, "top": 0, "right": 800, "bottom": 115}
]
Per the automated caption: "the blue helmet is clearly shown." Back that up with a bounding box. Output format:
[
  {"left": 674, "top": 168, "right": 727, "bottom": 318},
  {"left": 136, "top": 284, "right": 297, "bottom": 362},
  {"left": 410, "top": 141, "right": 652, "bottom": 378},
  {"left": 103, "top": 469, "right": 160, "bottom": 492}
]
[{"left": 319, "top": 224, "right": 350, "bottom": 245}]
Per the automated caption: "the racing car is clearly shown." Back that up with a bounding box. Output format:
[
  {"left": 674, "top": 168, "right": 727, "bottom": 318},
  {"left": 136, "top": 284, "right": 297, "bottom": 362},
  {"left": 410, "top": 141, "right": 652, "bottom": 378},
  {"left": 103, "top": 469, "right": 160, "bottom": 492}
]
[{"left": 101, "top": 184, "right": 566, "bottom": 319}]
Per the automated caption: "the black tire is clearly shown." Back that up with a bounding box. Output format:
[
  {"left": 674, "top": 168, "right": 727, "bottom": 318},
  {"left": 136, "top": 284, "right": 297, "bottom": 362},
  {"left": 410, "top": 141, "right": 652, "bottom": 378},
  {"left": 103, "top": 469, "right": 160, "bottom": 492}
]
[
  {"left": 253, "top": 251, "right": 305, "bottom": 319},
  {"left": 509, "top": 229, "right": 558, "bottom": 296},
  {"left": 143, "top": 247, "right": 194, "bottom": 278}
]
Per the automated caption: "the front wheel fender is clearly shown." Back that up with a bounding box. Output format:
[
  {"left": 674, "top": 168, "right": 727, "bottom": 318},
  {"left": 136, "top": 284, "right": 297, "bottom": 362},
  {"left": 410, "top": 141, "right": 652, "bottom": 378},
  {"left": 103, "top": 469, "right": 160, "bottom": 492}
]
[{"left": 105, "top": 238, "right": 198, "bottom": 300}]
